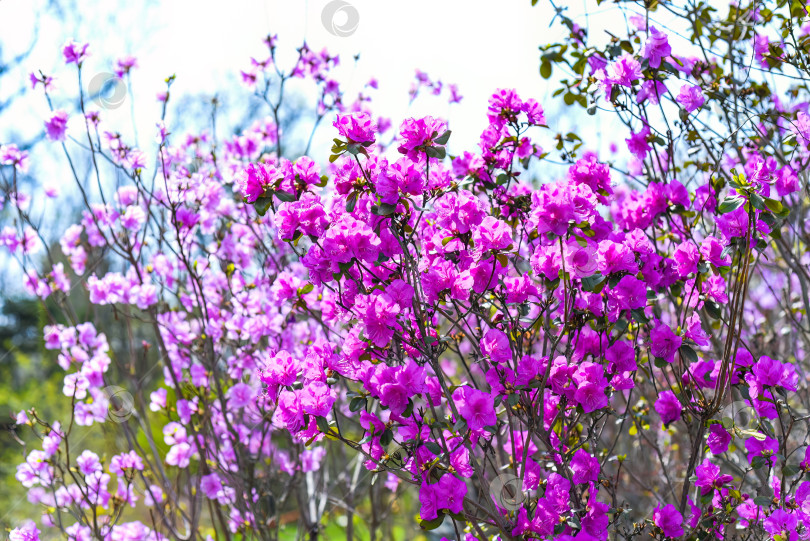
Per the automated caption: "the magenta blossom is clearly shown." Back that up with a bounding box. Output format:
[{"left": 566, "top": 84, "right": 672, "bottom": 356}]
[
  {"left": 397, "top": 116, "right": 448, "bottom": 160},
  {"left": 45, "top": 110, "right": 69, "bottom": 142},
  {"left": 653, "top": 504, "right": 684, "bottom": 538},
  {"left": 643, "top": 27, "right": 672, "bottom": 69},
  {"left": 62, "top": 39, "right": 89, "bottom": 65},
  {"left": 570, "top": 448, "right": 600, "bottom": 484},
  {"left": 654, "top": 390, "right": 682, "bottom": 424},
  {"left": 677, "top": 84, "right": 705, "bottom": 113},
  {"left": 334, "top": 112, "right": 377, "bottom": 144},
  {"left": 452, "top": 386, "right": 496, "bottom": 431}
]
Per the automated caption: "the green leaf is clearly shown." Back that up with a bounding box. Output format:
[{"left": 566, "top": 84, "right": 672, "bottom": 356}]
[
  {"left": 275, "top": 190, "right": 296, "bottom": 203},
  {"left": 346, "top": 192, "right": 358, "bottom": 213},
  {"left": 764, "top": 197, "right": 783, "bottom": 213},
  {"left": 750, "top": 193, "right": 766, "bottom": 211},
  {"left": 424, "top": 441, "right": 442, "bottom": 455},
  {"left": 718, "top": 196, "right": 745, "bottom": 214},
  {"left": 419, "top": 515, "right": 445, "bottom": 530},
  {"left": 253, "top": 196, "right": 273, "bottom": 216},
  {"left": 630, "top": 308, "right": 649, "bottom": 324},
  {"left": 540, "top": 60, "right": 552, "bottom": 79},
  {"left": 434, "top": 130, "right": 451, "bottom": 145},
  {"left": 679, "top": 345, "right": 699, "bottom": 364},
  {"left": 316, "top": 416, "right": 330, "bottom": 433},
  {"left": 581, "top": 273, "right": 605, "bottom": 292},
  {"left": 453, "top": 419, "right": 468, "bottom": 433},
  {"left": 705, "top": 301, "right": 722, "bottom": 319},
  {"left": 371, "top": 203, "right": 398, "bottom": 216},
  {"left": 298, "top": 283, "right": 314, "bottom": 295},
  {"left": 349, "top": 396, "right": 367, "bottom": 412},
  {"left": 380, "top": 428, "right": 394, "bottom": 446},
  {"left": 753, "top": 496, "right": 772, "bottom": 506}
]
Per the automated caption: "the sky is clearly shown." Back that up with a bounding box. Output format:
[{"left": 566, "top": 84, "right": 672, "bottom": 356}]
[{"left": 0, "top": 0, "right": 578, "bottom": 152}]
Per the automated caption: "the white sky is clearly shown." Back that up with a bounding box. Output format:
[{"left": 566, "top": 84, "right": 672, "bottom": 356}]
[{"left": 0, "top": 0, "right": 607, "bottom": 155}]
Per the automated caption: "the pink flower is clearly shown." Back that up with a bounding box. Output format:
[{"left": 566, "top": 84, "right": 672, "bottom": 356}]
[
  {"left": 626, "top": 124, "right": 651, "bottom": 159},
  {"left": 227, "top": 382, "right": 256, "bottom": 408},
  {"left": 570, "top": 449, "right": 600, "bottom": 484},
  {"left": 694, "top": 459, "right": 733, "bottom": 494},
  {"left": 114, "top": 55, "right": 138, "bottom": 78},
  {"left": 472, "top": 216, "right": 512, "bottom": 252},
  {"left": 62, "top": 39, "right": 89, "bottom": 65},
  {"left": 611, "top": 275, "right": 647, "bottom": 310},
  {"left": 677, "top": 84, "right": 705, "bottom": 113},
  {"left": 653, "top": 503, "right": 684, "bottom": 537},
  {"left": 45, "top": 110, "right": 69, "bottom": 142},
  {"left": 452, "top": 386, "right": 496, "bottom": 431},
  {"left": 300, "top": 381, "right": 335, "bottom": 417},
  {"left": 397, "top": 116, "right": 448, "bottom": 160},
  {"left": 607, "top": 54, "right": 642, "bottom": 87},
  {"left": 200, "top": 473, "right": 223, "bottom": 499},
  {"left": 650, "top": 320, "right": 682, "bottom": 362},
  {"left": 333, "top": 112, "right": 376, "bottom": 144},
  {"left": 480, "top": 328, "right": 512, "bottom": 364},
  {"left": 643, "top": 27, "right": 672, "bottom": 69},
  {"left": 707, "top": 423, "right": 731, "bottom": 454},
  {"left": 654, "top": 390, "right": 682, "bottom": 424},
  {"left": 9, "top": 522, "right": 40, "bottom": 541},
  {"left": 236, "top": 162, "right": 277, "bottom": 203}
]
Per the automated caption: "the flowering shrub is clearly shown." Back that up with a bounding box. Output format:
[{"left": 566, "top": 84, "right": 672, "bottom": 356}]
[{"left": 3, "top": 1, "right": 810, "bottom": 540}]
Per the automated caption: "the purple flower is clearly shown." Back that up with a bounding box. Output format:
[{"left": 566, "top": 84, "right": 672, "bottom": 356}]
[
  {"left": 626, "top": 124, "right": 651, "bottom": 159},
  {"left": 62, "top": 39, "right": 89, "bottom": 65},
  {"left": 677, "top": 84, "right": 705, "bottom": 113},
  {"left": 694, "top": 459, "right": 733, "bottom": 494},
  {"left": 334, "top": 112, "right": 376, "bottom": 144},
  {"left": 611, "top": 275, "right": 647, "bottom": 310},
  {"left": 763, "top": 509, "right": 798, "bottom": 537},
  {"left": 607, "top": 54, "right": 642, "bottom": 87},
  {"left": 643, "top": 27, "right": 672, "bottom": 69},
  {"left": 480, "top": 328, "right": 512, "bottom": 364},
  {"left": 650, "top": 320, "right": 682, "bottom": 362},
  {"left": 9, "top": 522, "right": 40, "bottom": 541},
  {"left": 654, "top": 390, "right": 682, "bottom": 424},
  {"left": 452, "top": 386, "right": 496, "bottom": 431},
  {"left": 744, "top": 435, "right": 779, "bottom": 466},
  {"left": 653, "top": 503, "right": 684, "bottom": 538},
  {"left": 200, "top": 473, "right": 223, "bottom": 499},
  {"left": 606, "top": 340, "right": 636, "bottom": 373},
  {"left": 300, "top": 381, "right": 336, "bottom": 417},
  {"left": 419, "top": 474, "right": 468, "bottom": 520},
  {"left": 700, "top": 236, "right": 731, "bottom": 267},
  {"left": 673, "top": 241, "right": 700, "bottom": 277},
  {"left": 45, "top": 110, "right": 69, "bottom": 142},
  {"left": 227, "top": 382, "right": 256, "bottom": 409},
  {"left": 707, "top": 424, "right": 731, "bottom": 454},
  {"left": 397, "top": 116, "right": 448, "bottom": 160},
  {"left": 236, "top": 162, "right": 277, "bottom": 203},
  {"left": 752, "top": 355, "right": 798, "bottom": 391},
  {"left": 473, "top": 216, "right": 512, "bottom": 252},
  {"left": 791, "top": 111, "right": 810, "bottom": 147},
  {"left": 357, "top": 292, "right": 401, "bottom": 347},
  {"left": 570, "top": 448, "right": 600, "bottom": 484}
]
